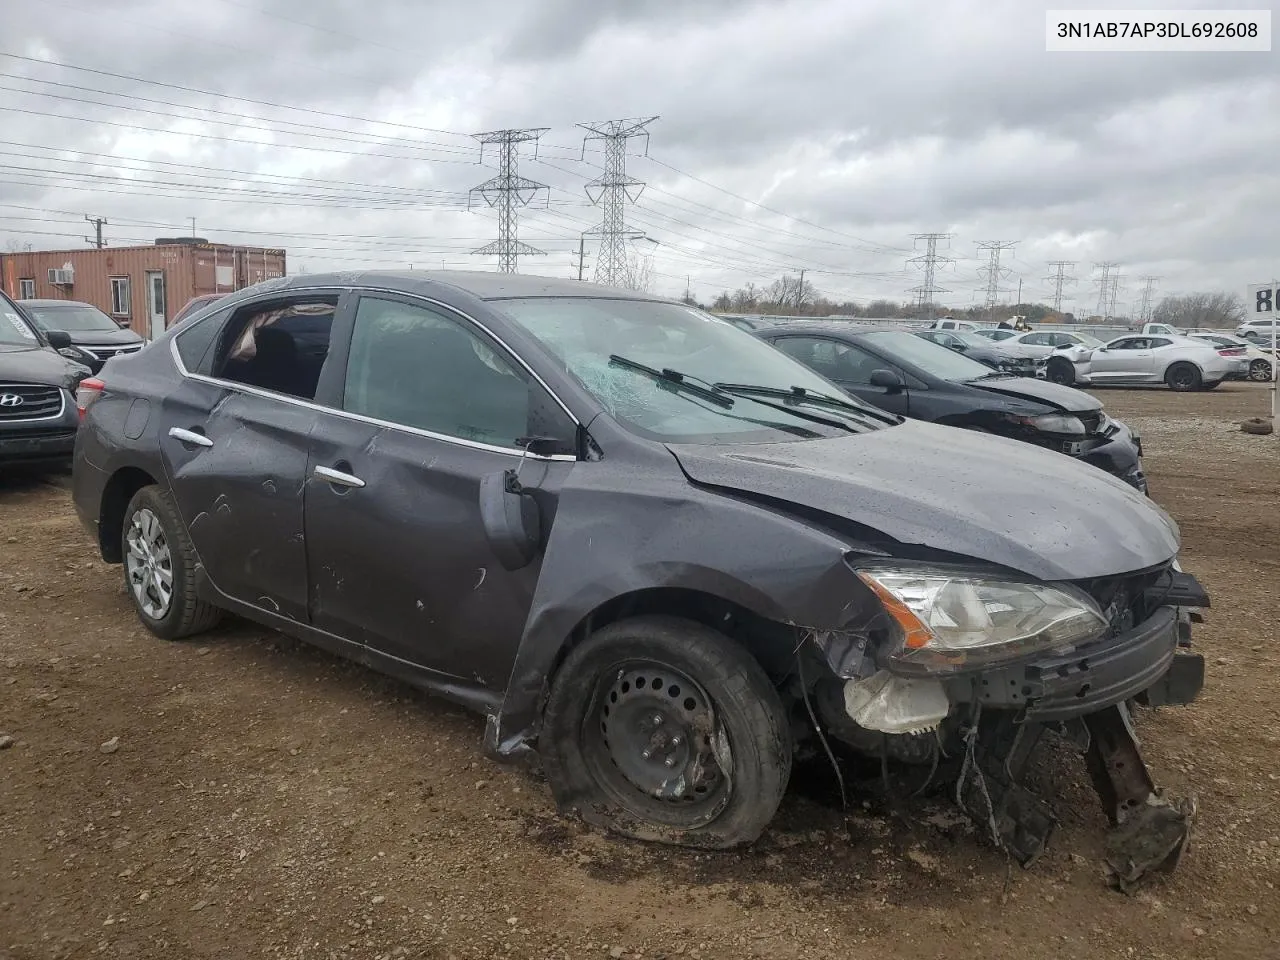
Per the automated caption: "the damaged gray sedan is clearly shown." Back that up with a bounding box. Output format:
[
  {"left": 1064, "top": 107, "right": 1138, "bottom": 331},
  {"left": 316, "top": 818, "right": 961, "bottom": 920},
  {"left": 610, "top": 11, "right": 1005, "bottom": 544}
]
[{"left": 71, "top": 272, "right": 1207, "bottom": 886}]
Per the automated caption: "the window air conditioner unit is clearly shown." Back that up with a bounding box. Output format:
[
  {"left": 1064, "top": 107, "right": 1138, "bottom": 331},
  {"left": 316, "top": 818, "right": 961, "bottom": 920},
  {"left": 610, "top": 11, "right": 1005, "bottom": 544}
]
[{"left": 47, "top": 267, "right": 75, "bottom": 285}]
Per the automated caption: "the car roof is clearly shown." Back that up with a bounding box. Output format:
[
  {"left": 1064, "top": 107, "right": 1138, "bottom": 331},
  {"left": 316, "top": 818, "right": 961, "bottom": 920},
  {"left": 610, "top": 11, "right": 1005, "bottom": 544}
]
[
  {"left": 752, "top": 321, "right": 902, "bottom": 338},
  {"left": 18, "top": 299, "right": 99, "bottom": 308},
  {"left": 270, "top": 270, "right": 667, "bottom": 303}
]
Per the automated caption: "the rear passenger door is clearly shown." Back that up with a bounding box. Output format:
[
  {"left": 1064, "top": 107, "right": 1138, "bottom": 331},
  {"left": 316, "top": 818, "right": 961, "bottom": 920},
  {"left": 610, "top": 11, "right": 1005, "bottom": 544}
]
[
  {"left": 162, "top": 291, "right": 348, "bottom": 621},
  {"left": 302, "top": 293, "right": 580, "bottom": 688}
]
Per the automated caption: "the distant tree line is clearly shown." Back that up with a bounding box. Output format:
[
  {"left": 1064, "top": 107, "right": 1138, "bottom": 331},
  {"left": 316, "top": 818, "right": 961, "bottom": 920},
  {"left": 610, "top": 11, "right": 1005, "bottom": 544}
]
[{"left": 707, "top": 275, "right": 1247, "bottom": 331}]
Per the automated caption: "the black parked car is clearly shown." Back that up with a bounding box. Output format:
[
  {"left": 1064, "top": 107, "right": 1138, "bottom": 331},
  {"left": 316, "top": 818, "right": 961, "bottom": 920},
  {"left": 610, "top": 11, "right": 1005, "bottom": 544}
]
[
  {"left": 17, "top": 299, "right": 146, "bottom": 373},
  {"left": 0, "top": 291, "right": 91, "bottom": 467},
  {"left": 757, "top": 323, "right": 1147, "bottom": 492},
  {"left": 72, "top": 272, "right": 1205, "bottom": 878},
  {"left": 915, "top": 329, "right": 1038, "bottom": 376}
]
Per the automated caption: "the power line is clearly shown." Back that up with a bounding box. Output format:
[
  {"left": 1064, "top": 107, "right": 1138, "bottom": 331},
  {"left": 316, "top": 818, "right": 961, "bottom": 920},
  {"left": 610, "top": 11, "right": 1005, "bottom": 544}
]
[
  {"left": 468, "top": 128, "right": 550, "bottom": 274},
  {"left": 975, "top": 240, "right": 1018, "bottom": 322},
  {"left": 1045, "top": 260, "right": 1077, "bottom": 312},
  {"left": 579, "top": 117, "right": 658, "bottom": 287},
  {"left": 908, "top": 233, "right": 954, "bottom": 322}
]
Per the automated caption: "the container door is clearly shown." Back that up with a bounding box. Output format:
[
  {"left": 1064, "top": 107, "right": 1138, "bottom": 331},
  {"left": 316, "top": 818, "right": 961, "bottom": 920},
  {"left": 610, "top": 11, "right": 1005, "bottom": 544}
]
[{"left": 146, "top": 271, "right": 166, "bottom": 338}]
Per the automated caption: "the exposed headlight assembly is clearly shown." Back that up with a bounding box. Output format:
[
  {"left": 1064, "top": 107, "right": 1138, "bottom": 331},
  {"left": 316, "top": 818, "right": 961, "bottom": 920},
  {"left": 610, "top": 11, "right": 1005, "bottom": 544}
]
[
  {"left": 856, "top": 566, "right": 1107, "bottom": 674},
  {"left": 1029, "top": 413, "right": 1085, "bottom": 435}
]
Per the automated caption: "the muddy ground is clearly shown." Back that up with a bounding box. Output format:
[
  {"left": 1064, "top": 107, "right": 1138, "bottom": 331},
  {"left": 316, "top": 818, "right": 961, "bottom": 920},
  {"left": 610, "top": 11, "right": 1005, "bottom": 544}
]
[{"left": 1, "top": 384, "right": 1278, "bottom": 960}]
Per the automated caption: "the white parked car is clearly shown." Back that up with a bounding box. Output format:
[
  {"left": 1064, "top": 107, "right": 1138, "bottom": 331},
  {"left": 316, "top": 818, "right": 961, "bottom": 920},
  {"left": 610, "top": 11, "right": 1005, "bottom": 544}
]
[
  {"left": 1189, "top": 333, "right": 1273, "bottom": 381},
  {"left": 926, "top": 317, "right": 979, "bottom": 331},
  {"left": 1236, "top": 317, "right": 1279, "bottom": 342},
  {"left": 972, "top": 327, "right": 1018, "bottom": 342},
  {"left": 1000, "top": 329, "right": 1106, "bottom": 360},
  {"left": 1043, "top": 333, "right": 1238, "bottom": 391}
]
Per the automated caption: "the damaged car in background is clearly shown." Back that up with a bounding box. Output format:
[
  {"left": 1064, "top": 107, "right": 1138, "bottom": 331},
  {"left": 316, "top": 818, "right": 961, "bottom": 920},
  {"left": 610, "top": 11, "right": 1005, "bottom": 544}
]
[{"left": 72, "top": 272, "right": 1208, "bottom": 890}]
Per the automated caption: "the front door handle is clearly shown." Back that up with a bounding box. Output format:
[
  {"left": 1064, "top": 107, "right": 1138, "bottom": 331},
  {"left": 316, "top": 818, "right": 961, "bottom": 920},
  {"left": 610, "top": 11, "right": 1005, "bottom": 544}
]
[
  {"left": 314, "top": 464, "right": 365, "bottom": 489},
  {"left": 168, "top": 426, "right": 213, "bottom": 447}
]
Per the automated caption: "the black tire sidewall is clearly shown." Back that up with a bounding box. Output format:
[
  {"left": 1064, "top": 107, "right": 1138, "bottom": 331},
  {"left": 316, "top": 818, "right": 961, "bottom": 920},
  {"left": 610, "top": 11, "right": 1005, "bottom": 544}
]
[
  {"left": 540, "top": 616, "right": 791, "bottom": 849},
  {"left": 121, "top": 486, "right": 197, "bottom": 640},
  {"left": 1046, "top": 358, "right": 1073, "bottom": 385},
  {"left": 1166, "top": 363, "right": 1200, "bottom": 391}
]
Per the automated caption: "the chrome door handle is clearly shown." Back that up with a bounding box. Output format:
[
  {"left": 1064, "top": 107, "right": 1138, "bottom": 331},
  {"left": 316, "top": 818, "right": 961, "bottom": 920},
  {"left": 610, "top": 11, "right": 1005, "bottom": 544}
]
[
  {"left": 168, "top": 426, "right": 213, "bottom": 447},
  {"left": 314, "top": 465, "right": 365, "bottom": 489}
]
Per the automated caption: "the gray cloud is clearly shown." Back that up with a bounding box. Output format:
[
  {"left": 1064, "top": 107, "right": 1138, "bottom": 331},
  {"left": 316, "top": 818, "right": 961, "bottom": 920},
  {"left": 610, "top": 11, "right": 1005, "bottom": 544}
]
[{"left": 1, "top": 0, "right": 1274, "bottom": 310}]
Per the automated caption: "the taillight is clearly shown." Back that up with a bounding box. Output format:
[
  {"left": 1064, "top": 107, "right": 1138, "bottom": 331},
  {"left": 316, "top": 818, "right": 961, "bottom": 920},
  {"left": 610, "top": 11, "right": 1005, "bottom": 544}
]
[
  {"left": 74, "top": 377, "right": 105, "bottom": 419},
  {"left": 1218, "top": 348, "right": 1246, "bottom": 356}
]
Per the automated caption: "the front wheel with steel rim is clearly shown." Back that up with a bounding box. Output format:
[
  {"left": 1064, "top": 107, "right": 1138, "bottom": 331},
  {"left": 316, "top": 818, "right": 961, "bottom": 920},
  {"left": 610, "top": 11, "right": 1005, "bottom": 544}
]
[
  {"left": 121, "top": 485, "right": 222, "bottom": 640},
  {"left": 540, "top": 615, "right": 791, "bottom": 848},
  {"left": 1250, "top": 359, "right": 1272, "bottom": 382}
]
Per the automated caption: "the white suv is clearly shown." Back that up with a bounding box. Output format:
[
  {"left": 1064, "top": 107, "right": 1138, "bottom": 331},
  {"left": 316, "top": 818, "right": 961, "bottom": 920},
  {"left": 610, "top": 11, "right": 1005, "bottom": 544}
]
[
  {"left": 1236, "top": 317, "right": 1278, "bottom": 340},
  {"left": 927, "top": 317, "right": 979, "bottom": 331}
]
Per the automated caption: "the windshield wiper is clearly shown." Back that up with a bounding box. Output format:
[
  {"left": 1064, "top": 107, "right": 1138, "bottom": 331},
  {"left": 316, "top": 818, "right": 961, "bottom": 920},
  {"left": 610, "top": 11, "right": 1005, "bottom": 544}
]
[
  {"left": 609, "top": 355, "right": 733, "bottom": 408},
  {"left": 713, "top": 382, "right": 900, "bottom": 425}
]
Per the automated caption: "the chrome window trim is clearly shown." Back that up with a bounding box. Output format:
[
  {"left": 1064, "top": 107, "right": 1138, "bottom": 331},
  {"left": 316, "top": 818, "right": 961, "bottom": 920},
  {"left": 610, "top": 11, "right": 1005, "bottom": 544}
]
[
  {"left": 168, "top": 285, "right": 580, "bottom": 463},
  {"left": 0, "top": 385, "right": 67, "bottom": 424}
]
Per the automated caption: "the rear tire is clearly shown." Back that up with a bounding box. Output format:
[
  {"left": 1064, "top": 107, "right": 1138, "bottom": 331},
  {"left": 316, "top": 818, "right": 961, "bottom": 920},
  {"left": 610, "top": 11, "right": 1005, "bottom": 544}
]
[
  {"left": 1250, "top": 359, "right": 1272, "bottom": 382},
  {"left": 540, "top": 615, "right": 791, "bottom": 849},
  {"left": 121, "top": 485, "right": 222, "bottom": 640},
  {"left": 1165, "top": 363, "right": 1201, "bottom": 392},
  {"left": 1046, "top": 357, "right": 1075, "bottom": 386}
]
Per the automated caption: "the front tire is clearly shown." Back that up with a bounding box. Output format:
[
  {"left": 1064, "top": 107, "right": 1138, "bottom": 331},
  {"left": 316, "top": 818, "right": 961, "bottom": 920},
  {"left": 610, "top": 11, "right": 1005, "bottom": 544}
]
[
  {"left": 1046, "top": 357, "right": 1075, "bottom": 386},
  {"left": 1165, "top": 363, "right": 1201, "bottom": 392},
  {"left": 122, "top": 486, "right": 222, "bottom": 640},
  {"left": 540, "top": 615, "right": 791, "bottom": 849}
]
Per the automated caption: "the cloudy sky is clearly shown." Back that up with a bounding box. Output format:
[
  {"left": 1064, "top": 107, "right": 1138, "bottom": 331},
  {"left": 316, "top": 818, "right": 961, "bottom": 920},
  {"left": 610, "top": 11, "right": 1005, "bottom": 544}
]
[{"left": 1, "top": 0, "right": 1275, "bottom": 312}]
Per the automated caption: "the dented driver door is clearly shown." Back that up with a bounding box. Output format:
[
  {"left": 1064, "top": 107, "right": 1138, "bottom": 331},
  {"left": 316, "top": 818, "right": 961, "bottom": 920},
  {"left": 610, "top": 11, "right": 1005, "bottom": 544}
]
[{"left": 301, "top": 292, "right": 579, "bottom": 689}]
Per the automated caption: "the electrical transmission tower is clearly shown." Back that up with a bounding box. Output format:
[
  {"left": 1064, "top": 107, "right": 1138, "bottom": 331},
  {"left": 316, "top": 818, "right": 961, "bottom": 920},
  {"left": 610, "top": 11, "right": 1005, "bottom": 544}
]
[
  {"left": 468, "top": 128, "right": 549, "bottom": 273},
  {"left": 1137, "top": 276, "right": 1160, "bottom": 323},
  {"left": 579, "top": 117, "right": 658, "bottom": 287},
  {"left": 976, "top": 240, "right": 1018, "bottom": 321},
  {"left": 1108, "top": 273, "right": 1124, "bottom": 319},
  {"left": 908, "top": 233, "right": 954, "bottom": 321},
  {"left": 1045, "top": 261, "right": 1077, "bottom": 312},
  {"left": 1093, "top": 262, "right": 1119, "bottom": 319}
]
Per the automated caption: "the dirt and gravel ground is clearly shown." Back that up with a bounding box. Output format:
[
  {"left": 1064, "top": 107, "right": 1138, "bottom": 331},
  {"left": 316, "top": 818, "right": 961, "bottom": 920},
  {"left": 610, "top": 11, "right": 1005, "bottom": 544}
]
[{"left": 2, "top": 384, "right": 1278, "bottom": 960}]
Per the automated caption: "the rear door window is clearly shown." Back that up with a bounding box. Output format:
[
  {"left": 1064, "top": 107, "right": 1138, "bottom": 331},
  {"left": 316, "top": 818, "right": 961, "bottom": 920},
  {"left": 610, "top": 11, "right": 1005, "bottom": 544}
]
[{"left": 211, "top": 298, "right": 338, "bottom": 402}]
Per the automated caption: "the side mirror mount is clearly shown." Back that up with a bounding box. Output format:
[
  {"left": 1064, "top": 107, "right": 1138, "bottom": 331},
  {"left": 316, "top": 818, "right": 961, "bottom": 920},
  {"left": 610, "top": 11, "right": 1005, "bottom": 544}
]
[
  {"left": 477, "top": 435, "right": 568, "bottom": 571},
  {"left": 869, "top": 368, "right": 905, "bottom": 393},
  {"left": 45, "top": 330, "right": 72, "bottom": 350}
]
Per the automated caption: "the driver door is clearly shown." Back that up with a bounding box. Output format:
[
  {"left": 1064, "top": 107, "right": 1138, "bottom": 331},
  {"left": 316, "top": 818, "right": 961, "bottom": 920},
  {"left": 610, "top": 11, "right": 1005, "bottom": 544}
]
[{"left": 1090, "top": 337, "right": 1153, "bottom": 382}]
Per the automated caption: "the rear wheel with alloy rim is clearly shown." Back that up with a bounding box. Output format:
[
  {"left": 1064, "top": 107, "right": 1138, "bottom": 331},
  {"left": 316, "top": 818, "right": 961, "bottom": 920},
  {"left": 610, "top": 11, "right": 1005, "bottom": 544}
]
[
  {"left": 1250, "top": 359, "right": 1272, "bottom": 382},
  {"left": 540, "top": 615, "right": 791, "bottom": 848},
  {"left": 121, "top": 486, "right": 222, "bottom": 640}
]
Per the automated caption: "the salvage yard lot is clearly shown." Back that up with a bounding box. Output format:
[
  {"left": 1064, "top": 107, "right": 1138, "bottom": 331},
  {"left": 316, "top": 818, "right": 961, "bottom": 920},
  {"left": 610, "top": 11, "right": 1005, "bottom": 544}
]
[{"left": 2, "top": 385, "right": 1277, "bottom": 960}]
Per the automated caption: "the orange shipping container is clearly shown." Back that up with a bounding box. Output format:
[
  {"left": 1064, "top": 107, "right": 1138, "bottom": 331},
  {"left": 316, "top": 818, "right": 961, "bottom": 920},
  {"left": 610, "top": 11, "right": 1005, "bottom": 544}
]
[{"left": 0, "top": 240, "right": 286, "bottom": 339}]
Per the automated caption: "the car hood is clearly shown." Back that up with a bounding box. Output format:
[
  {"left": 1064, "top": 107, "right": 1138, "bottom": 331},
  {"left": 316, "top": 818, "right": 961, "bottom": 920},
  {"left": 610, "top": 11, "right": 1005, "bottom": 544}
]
[
  {"left": 63, "top": 327, "right": 144, "bottom": 347},
  {"left": 0, "top": 344, "right": 90, "bottom": 388},
  {"left": 666, "top": 420, "right": 1178, "bottom": 581},
  {"left": 963, "top": 376, "right": 1100, "bottom": 413}
]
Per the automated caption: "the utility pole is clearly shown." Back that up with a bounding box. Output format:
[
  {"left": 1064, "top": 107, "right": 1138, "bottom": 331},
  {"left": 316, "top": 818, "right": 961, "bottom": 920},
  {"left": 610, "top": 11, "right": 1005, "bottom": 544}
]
[
  {"left": 189, "top": 216, "right": 196, "bottom": 236},
  {"left": 84, "top": 215, "right": 106, "bottom": 249},
  {"left": 684, "top": 274, "right": 692, "bottom": 303},
  {"left": 1093, "top": 262, "right": 1119, "bottom": 319},
  {"left": 1045, "top": 261, "right": 1077, "bottom": 312},
  {"left": 579, "top": 117, "right": 658, "bottom": 287},
  {"left": 572, "top": 235, "right": 587, "bottom": 280},
  {"left": 1016, "top": 276, "right": 1022, "bottom": 305},
  {"left": 468, "top": 127, "right": 550, "bottom": 273},
  {"left": 1137, "top": 276, "right": 1160, "bottom": 323},
  {"left": 796, "top": 268, "right": 807, "bottom": 313},
  {"left": 976, "top": 240, "right": 1018, "bottom": 324},
  {"left": 908, "top": 233, "right": 954, "bottom": 322}
]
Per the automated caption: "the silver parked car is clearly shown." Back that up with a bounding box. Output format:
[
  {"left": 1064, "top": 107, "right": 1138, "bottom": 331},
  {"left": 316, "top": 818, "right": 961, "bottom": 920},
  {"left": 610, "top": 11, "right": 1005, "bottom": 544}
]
[
  {"left": 1000, "top": 329, "right": 1106, "bottom": 360},
  {"left": 1044, "top": 333, "right": 1237, "bottom": 391},
  {"left": 1189, "top": 333, "right": 1272, "bottom": 382}
]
